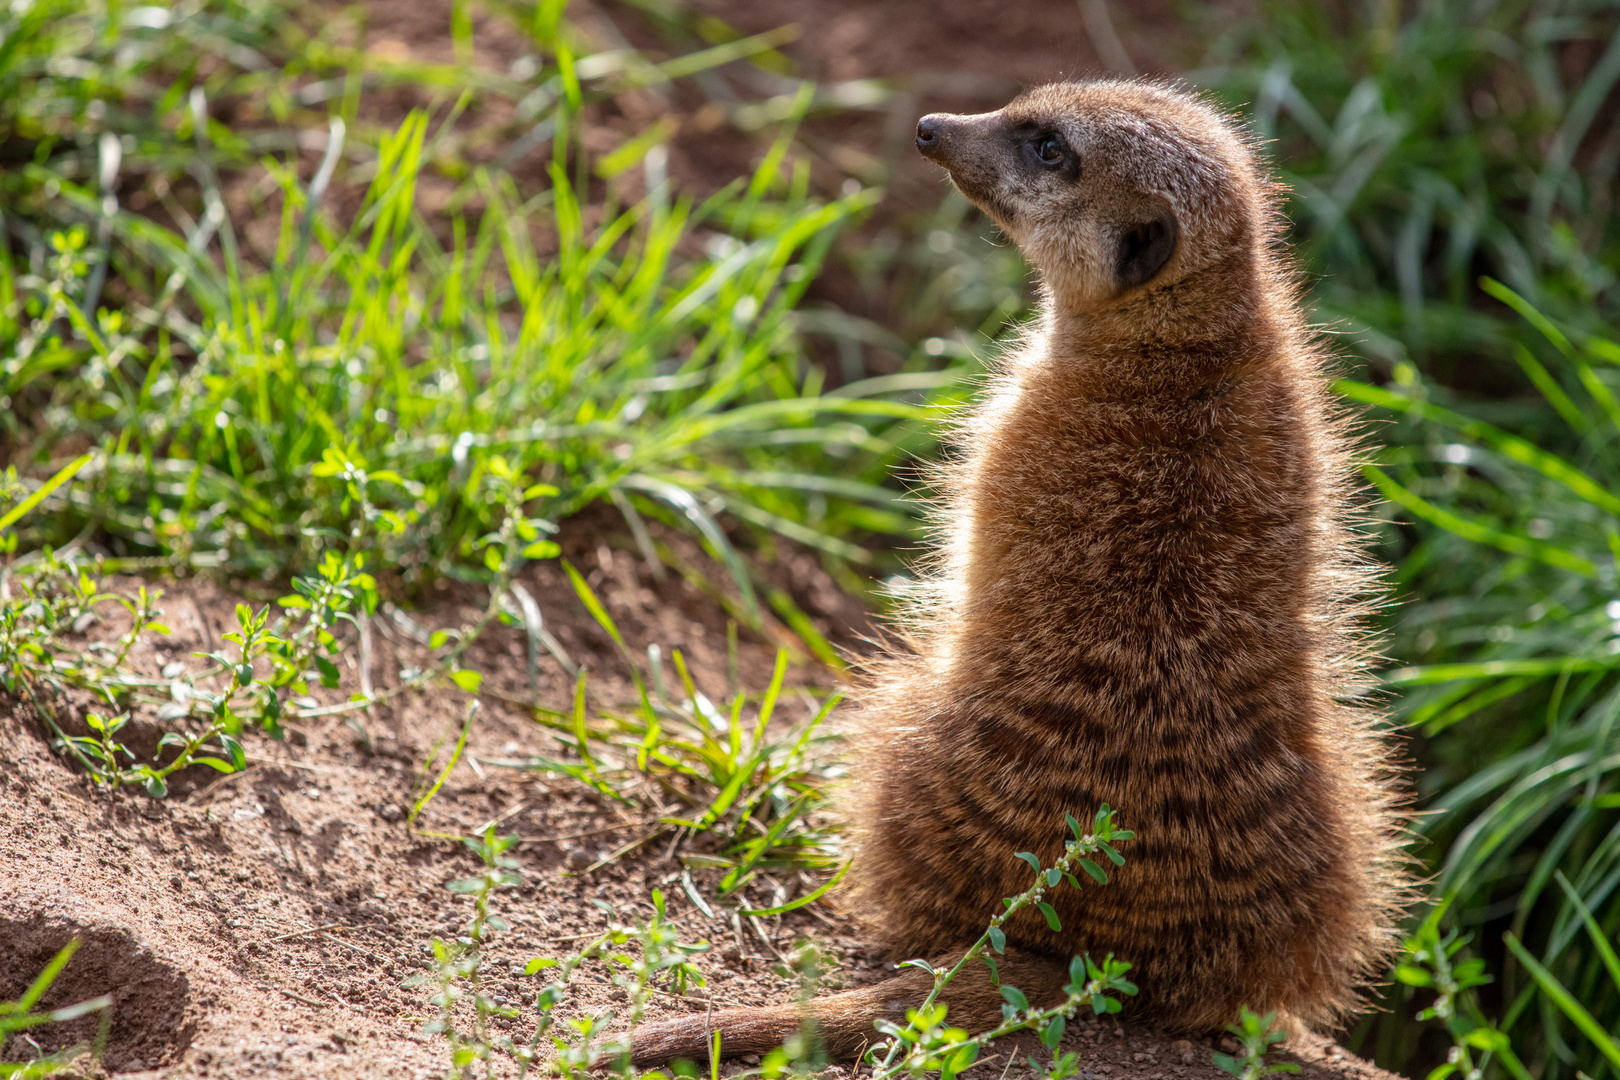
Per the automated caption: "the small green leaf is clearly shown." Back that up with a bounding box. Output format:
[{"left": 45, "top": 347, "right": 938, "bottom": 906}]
[
  {"left": 999, "top": 984, "right": 1029, "bottom": 1011},
  {"left": 313, "top": 655, "right": 340, "bottom": 689},
  {"left": 522, "top": 540, "right": 561, "bottom": 559},
  {"left": 1014, "top": 852, "right": 1042, "bottom": 873},
  {"left": 1465, "top": 1029, "right": 1510, "bottom": 1052},
  {"left": 219, "top": 734, "right": 246, "bottom": 770},
  {"left": 1393, "top": 964, "right": 1433, "bottom": 987},
  {"left": 1213, "top": 1053, "right": 1242, "bottom": 1076},
  {"left": 564, "top": 560, "right": 626, "bottom": 648},
  {"left": 1042, "top": 1015, "right": 1065, "bottom": 1050},
  {"left": 1079, "top": 859, "right": 1108, "bottom": 884},
  {"left": 1046, "top": 868, "right": 1062, "bottom": 886},
  {"left": 143, "top": 775, "right": 169, "bottom": 798},
  {"left": 525, "top": 957, "right": 559, "bottom": 974},
  {"left": 987, "top": 926, "right": 1006, "bottom": 954},
  {"left": 1037, "top": 901, "right": 1062, "bottom": 931},
  {"left": 450, "top": 669, "right": 483, "bottom": 693},
  {"left": 429, "top": 630, "right": 451, "bottom": 650}
]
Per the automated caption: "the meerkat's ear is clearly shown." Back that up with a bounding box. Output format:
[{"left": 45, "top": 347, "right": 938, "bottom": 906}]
[{"left": 1114, "top": 203, "right": 1178, "bottom": 291}]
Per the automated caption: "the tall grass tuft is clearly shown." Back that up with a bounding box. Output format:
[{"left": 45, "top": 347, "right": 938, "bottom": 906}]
[
  {"left": 1344, "top": 286, "right": 1620, "bottom": 1080},
  {"left": 1206, "top": 0, "right": 1620, "bottom": 389},
  {"left": 2, "top": 0, "right": 957, "bottom": 607}
]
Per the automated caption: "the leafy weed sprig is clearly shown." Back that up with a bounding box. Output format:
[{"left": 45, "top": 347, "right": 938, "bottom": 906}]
[
  {"left": 408, "top": 828, "right": 526, "bottom": 1079},
  {"left": 1212, "top": 1008, "right": 1299, "bottom": 1080},
  {"left": 1395, "top": 916, "right": 1532, "bottom": 1080},
  {"left": 864, "top": 807, "right": 1138, "bottom": 1080},
  {"left": 522, "top": 890, "right": 709, "bottom": 1080}
]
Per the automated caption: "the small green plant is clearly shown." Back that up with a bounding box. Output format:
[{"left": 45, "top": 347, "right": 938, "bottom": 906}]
[
  {"left": 519, "top": 890, "right": 709, "bottom": 1079},
  {"left": 23, "top": 547, "right": 376, "bottom": 796},
  {"left": 1394, "top": 915, "right": 1529, "bottom": 1080},
  {"left": 1212, "top": 1009, "right": 1299, "bottom": 1080},
  {"left": 403, "top": 811, "right": 1132, "bottom": 1080},
  {"left": 402, "top": 815, "right": 712, "bottom": 1080},
  {"left": 407, "top": 828, "right": 527, "bottom": 1079},
  {"left": 861, "top": 807, "right": 1138, "bottom": 1080},
  {"left": 0, "top": 938, "right": 111, "bottom": 1079},
  {"left": 4, "top": 445, "right": 558, "bottom": 795},
  {"left": 495, "top": 568, "right": 845, "bottom": 906}
]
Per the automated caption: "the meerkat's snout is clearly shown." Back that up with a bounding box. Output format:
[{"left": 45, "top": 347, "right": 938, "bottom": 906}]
[
  {"left": 914, "top": 110, "right": 1020, "bottom": 230},
  {"left": 914, "top": 115, "right": 942, "bottom": 154},
  {"left": 914, "top": 111, "right": 996, "bottom": 174},
  {"left": 914, "top": 114, "right": 955, "bottom": 160}
]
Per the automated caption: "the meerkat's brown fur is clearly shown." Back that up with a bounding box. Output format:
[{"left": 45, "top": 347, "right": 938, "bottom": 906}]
[{"left": 631, "top": 80, "right": 1410, "bottom": 1066}]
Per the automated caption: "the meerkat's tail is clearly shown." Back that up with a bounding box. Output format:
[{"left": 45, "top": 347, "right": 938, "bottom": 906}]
[{"left": 630, "top": 953, "right": 1071, "bottom": 1067}]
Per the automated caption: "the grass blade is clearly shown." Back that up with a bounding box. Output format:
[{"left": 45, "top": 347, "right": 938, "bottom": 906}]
[{"left": 1503, "top": 931, "right": 1620, "bottom": 1073}]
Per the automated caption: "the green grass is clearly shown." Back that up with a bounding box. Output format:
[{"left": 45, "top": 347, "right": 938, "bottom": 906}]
[
  {"left": 3, "top": 0, "right": 955, "bottom": 601},
  {"left": 1342, "top": 289, "right": 1620, "bottom": 1080},
  {"left": 1201, "top": 0, "right": 1620, "bottom": 391},
  {"left": 0, "top": 938, "right": 111, "bottom": 1078},
  {"left": 7, "top": 111, "right": 935, "bottom": 592}
]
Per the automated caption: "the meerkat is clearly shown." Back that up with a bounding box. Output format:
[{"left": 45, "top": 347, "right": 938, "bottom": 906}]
[{"left": 631, "top": 80, "right": 1409, "bottom": 1065}]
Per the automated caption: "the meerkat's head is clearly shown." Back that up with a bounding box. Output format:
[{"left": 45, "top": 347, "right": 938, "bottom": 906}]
[{"left": 916, "top": 81, "right": 1264, "bottom": 319}]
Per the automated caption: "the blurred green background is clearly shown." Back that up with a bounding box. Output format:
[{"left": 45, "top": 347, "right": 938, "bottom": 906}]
[{"left": 5, "top": 0, "right": 1620, "bottom": 1076}]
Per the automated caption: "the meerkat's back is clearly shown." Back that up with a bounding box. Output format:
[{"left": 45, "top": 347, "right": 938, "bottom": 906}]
[{"left": 631, "top": 81, "right": 1408, "bottom": 1065}]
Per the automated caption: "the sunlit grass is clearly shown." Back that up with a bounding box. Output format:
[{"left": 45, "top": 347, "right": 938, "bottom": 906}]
[
  {"left": 1346, "top": 285, "right": 1620, "bottom": 1080},
  {"left": 1, "top": 0, "right": 967, "bottom": 613}
]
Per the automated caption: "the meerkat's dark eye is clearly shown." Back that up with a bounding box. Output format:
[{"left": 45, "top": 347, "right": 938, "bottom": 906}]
[{"left": 1035, "top": 135, "right": 1066, "bottom": 165}]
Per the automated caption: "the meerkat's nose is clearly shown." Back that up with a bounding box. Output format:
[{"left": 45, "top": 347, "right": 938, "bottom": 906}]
[{"left": 916, "top": 115, "right": 947, "bottom": 158}]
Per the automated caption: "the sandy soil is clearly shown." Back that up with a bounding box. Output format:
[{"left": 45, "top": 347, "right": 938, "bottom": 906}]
[{"left": 0, "top": 523, "right": 859, "bottom": 1078}]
